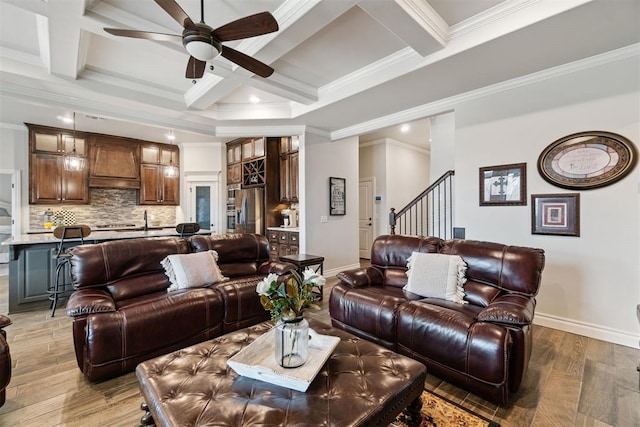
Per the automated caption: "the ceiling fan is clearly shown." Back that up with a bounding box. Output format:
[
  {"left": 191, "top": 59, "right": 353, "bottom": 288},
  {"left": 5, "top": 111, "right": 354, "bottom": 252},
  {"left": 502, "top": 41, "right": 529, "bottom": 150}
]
[{"left": 104, "top": 0, "right": 278, "bottom": 80}]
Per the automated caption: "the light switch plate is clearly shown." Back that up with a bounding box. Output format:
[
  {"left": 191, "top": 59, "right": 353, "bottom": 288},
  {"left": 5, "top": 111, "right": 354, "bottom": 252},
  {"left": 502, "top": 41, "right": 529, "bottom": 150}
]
[{"left": 320, "top": 216, "right": 328, "bottom": 223}]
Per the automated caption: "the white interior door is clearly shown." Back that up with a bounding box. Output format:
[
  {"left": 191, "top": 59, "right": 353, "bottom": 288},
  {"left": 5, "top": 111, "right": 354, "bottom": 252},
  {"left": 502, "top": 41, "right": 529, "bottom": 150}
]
[
  {"left": 358, "top": 178, "right": 374, "bottom": 259},
  {"left": 187, "top": 181, "right": 219, "bottom": 234}
]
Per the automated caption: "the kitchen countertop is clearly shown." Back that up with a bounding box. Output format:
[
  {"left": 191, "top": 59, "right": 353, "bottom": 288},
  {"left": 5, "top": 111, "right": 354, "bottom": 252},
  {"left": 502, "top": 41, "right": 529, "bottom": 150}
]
[
  {"left": 2, "top": 228, "right": 212, "bottom": 246},
  {"left": 267, "top": 227, "right": 300, "bottom": 232}
]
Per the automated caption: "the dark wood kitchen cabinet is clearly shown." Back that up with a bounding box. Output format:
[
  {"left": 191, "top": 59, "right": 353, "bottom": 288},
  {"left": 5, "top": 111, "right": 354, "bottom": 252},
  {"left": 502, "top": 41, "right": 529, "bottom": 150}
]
[
  {"left": 139, "top": 143, "right": 180, "bottom": 205},
  {"left": 27, "top": 124, "right": 89, "bottom": 204},
  {"left": 279, "top": 136, "right": 299, "bottom": 203}
]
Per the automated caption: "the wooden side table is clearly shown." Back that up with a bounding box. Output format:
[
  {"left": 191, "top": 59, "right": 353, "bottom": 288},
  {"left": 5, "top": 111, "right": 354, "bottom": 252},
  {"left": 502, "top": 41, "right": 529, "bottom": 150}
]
[{"left": 279, "top": 253, "right": 325, "bottom": 300}]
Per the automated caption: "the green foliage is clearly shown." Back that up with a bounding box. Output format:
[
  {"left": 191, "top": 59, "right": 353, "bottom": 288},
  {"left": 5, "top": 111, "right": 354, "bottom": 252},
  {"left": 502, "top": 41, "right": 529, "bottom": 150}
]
[{"left": 256, "top": 269, "right": 323, "bottom": 323}]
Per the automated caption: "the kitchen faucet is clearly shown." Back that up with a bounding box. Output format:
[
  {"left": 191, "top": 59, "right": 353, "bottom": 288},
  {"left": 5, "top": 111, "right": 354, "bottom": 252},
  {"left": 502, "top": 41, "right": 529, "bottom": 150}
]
[{"left": 143, "top": 210, "right": 148, "bottom": 231}]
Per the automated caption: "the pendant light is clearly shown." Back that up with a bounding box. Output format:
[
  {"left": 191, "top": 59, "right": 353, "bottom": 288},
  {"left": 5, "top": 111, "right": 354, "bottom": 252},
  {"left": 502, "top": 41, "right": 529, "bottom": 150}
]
[
  {"left": 63, "top": 112, "right": 84, "bottom": 171},
  {"left": 165, "top": 130, "right": 178, "bottom": 177}
]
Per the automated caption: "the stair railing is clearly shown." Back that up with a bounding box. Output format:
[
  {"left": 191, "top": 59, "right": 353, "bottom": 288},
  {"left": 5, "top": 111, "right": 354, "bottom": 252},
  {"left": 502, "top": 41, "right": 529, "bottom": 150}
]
[{"left": 389, "top": 170, "right": 454, "bottom": 238}]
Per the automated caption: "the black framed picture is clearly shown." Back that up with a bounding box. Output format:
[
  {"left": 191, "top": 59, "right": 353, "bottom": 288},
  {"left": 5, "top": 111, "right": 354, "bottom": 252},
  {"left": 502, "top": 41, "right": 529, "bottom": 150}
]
[
  {"left": 329, "top": 177, "right": 345, "bottom": 215},
  {"left": 479, "top": 163, "right": 527, "bottom": 206},
  {"left": 531, "top": 193, "right": 580, "bottom": 237}
]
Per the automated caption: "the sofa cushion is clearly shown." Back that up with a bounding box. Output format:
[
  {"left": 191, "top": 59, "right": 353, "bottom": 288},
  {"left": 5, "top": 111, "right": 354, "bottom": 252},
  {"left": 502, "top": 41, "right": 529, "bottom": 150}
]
[
  {"left": 440, "top": 240, "right": 545, "bottom": 297},
  {"left": 370, "top": 235, "right": 441, "bottom": 288},
  {"left": 404, "top": 252, "right": 467, "bottom": 303},
  {"left": 329, "top": 282, "right": 421, "bottom": 349},
  {"left": 190, "top": 234, "right": 270, "bottom": 278},
  {"left": 162, "top": 250, "right": 226, "bottom": 291}
]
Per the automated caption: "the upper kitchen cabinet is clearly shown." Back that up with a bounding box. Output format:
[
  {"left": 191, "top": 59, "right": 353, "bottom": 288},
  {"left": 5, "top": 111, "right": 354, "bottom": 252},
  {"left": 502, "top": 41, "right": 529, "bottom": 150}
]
[
  {"left": 139, "top": 143, "right": 180, "bottom": 205},
  {"left": 226, "top": 141, "right": 242, "bottom": 185},
  {"left": 279, "top": 136, "right": 299, "bottom": 203},
  {"left": 89, "top": 135, "right": 140, "bottom": 188},
  {"left": 242, "top": 137, "right": 265, "bottom": 161},
  {"left": 27, "top": 124, "right": 89, "bottom": 204}
]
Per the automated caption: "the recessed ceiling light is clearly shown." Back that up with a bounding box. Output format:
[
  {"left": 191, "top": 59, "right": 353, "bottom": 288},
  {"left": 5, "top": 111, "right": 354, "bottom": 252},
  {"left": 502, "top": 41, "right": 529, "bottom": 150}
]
[
  {"left": 58, "top": 115, "right": 73, "bottom": 124},
  {"left": 400, "top": 124, "right": 410, "bottom": 133},
  {"left": 249, "top": 95, "right": 260, "bottom": 104}
]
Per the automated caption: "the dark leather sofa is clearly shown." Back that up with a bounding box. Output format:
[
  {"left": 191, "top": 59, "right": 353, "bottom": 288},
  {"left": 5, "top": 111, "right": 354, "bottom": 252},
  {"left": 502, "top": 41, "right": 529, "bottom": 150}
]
[
  {"left": 66, "top": 233, "right": 294, "bottom": 382},
  {"left": 330, "top": 235, "right": 545, "bottom": 405},
  {"left": 0, "top": 314, "right": 11, "bottom": 407}
]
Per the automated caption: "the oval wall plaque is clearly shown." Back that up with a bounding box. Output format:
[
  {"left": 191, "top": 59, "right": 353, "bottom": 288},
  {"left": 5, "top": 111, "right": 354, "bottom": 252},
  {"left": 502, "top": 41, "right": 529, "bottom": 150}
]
[{"left": 537, "top": 131, "right": 637, "bottom": 190}]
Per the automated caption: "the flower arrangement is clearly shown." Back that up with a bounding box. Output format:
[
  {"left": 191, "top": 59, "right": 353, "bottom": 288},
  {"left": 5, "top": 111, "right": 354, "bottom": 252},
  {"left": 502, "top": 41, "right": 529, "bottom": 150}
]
[{"left": 256, "top": 269, "right": 325, "bottom": 322}]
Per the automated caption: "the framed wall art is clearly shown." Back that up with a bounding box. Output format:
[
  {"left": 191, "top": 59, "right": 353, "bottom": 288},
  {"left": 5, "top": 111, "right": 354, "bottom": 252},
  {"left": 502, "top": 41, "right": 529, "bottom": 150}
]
[
  {"left": 537, "top": 131, "right": 637, "bottom": 190},
  {"left": 479, "top": 163, "right": 527, "bottom": 206},
  {"left": 329, "top": 177, "right": 346, "bottom": 215},
  {"left": 531, "top": 193, "right": 580, "bottom": 237}
]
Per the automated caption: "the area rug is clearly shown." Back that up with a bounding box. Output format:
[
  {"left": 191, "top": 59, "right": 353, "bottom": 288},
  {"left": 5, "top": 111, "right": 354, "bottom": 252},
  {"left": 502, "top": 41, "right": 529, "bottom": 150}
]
[{"left": 392, "top": 389, "right": 500, "bottom": 427}]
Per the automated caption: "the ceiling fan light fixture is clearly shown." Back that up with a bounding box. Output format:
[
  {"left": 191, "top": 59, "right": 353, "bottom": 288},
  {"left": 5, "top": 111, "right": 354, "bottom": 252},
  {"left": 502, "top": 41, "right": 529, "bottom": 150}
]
[{"left": 186, "top": 40, "right": 219, "bottom": 61}]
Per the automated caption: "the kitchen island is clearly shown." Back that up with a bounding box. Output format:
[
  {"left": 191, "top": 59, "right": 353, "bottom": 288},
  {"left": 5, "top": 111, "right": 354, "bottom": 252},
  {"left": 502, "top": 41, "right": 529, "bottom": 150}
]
[{"left": 2, "top": 228, "right": 212, "bottom": 313}]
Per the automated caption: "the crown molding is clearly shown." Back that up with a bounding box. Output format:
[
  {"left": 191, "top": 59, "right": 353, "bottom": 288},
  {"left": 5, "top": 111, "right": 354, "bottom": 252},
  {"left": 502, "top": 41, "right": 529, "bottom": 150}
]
[
  {"left": 215, "top": 102, "right": 293, "bottom": 120},
  {"left": 450, "top": 0, "right": 539, "bottom": 38},
  {"left": 359, "top": 137, "right": 430, "bottom": 155},
  {"left": 215, "top": 125, "right": 306, "bottom": 138},
  {"left": 332, "top": 43, "right": 639, "bottom": 140},
  {"left": 0, "top": 123, "right": 28, "bottom": 131},
  {"left": 394, "top": 0, "right": 450, "bottom": 45}
]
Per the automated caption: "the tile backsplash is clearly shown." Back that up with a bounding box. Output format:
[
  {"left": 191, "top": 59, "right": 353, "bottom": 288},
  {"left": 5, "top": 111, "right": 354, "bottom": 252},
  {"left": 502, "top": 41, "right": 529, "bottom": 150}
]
[{"left": 29, "top": 188, "right": 176, "bottom": 229}]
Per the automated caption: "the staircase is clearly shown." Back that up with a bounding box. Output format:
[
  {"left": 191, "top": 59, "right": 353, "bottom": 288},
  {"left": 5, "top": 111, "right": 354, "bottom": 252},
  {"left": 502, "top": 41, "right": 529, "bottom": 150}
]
[{"left": 389, "top": 170, "right": 454, "bottom": 238}]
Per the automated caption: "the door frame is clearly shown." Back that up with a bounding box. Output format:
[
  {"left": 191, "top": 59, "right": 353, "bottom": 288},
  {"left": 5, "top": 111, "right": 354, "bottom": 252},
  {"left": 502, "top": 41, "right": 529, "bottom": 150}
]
[
  {"left": 0, "top": 169, "right": 21, "bottom": 237},
  {"left": 184, "top": 174, "right": 221, "bottom": 234},
  {"left": 358, "top": 177, "right": 375, "bottom": 259}
]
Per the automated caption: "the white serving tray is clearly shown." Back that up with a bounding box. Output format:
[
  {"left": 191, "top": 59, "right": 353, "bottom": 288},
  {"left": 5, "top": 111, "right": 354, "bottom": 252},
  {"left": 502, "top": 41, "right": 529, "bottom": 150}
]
[{"left": 227, "top": 327, "right": 340, "bottom": 392}]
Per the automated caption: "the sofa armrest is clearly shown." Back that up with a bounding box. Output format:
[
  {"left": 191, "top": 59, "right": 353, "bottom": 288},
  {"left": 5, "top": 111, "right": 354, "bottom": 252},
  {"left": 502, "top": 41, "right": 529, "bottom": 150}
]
[
  {"left": 66, "top": 288, "right": 117, "bottom": 317},
  {"left": 336, "top": 267, "right": 383, "bottom": 288},
  {"left": 258, "top": 261, "right": 298, "bottom": 275},
  {"left": 477, "top": 294, "right": 536, "bottom": 326},
  {"left": 0, "top": 315, "right": 11, "bottom": 329}
]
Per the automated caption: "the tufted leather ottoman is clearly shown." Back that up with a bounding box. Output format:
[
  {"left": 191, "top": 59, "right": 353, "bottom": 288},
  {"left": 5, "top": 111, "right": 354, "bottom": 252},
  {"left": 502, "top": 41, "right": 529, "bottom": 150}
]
[{"left": 136, "top": 318, "right": 427, "bottom": 426}]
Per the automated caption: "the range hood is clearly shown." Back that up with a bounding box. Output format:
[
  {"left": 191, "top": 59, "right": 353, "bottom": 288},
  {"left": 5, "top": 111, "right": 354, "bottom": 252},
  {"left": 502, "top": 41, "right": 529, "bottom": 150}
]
[{"left": 89, "top": 138, "right": 140, "bottom": 189}]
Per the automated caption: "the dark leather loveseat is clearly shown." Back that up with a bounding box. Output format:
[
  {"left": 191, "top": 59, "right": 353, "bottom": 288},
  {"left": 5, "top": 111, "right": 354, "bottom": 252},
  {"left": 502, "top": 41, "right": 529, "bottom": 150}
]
[
  {"left": 66, "top": 233, "right": 294, "bottom": 382},
  {"left": 330, "top": 235, "right": 545, "bottom": 405}
]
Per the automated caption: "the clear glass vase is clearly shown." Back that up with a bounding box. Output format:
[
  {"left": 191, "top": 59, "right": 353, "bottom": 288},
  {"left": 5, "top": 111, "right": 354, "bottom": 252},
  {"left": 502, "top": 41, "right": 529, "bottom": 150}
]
[{"left": 275, "top": 317, "right": 309, "bottom": 368}]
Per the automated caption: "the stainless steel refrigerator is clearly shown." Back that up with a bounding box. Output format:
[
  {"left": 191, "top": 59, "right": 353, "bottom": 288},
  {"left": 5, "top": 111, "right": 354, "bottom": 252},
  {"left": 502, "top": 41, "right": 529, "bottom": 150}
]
[{"left": 234, "top": 187, "right": 264, "bottom": 234}]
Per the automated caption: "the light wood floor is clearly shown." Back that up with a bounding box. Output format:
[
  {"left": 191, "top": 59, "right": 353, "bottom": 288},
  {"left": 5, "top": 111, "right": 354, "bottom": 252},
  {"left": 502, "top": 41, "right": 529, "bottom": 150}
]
[{"left": 0, "top": 269, "right": 638, "bottom": 427}]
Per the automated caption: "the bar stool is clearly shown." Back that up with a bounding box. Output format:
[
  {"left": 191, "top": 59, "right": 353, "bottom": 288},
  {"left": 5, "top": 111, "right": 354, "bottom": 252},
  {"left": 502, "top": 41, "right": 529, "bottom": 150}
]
[
  {"left": 49, "top": 224, "right": 91, "bottom": 317},
  {"left": 176, "top": 222, "right": 200, "bottom": 237}
]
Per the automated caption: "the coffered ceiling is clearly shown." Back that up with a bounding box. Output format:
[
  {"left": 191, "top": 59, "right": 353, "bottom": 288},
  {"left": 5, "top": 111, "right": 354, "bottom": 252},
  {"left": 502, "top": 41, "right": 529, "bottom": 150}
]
[{"left": 0, "top": 0, "right": 638, "bottom": 144}]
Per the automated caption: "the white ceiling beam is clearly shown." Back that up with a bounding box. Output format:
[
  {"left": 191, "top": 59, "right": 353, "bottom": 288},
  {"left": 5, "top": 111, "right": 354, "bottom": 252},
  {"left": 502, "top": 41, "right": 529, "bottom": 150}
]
[
  {"left": 358, "top": 0, "right": 448, "bottom": 56},
  {"left": 46, "top": 0, "right": 84, "bottom": 79},
  {"left": 185, "top": 0, "right": 358, "bottom": 109}
]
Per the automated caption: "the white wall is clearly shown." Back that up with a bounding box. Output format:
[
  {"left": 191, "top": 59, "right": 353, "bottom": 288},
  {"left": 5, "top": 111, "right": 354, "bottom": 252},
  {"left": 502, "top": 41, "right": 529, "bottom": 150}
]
[
  {"left": 454, "top": 55, "right": 640, "bottom": 347},
  {"left": 179, "top": 142, "right": 224, "bottom": 228},
  {"left": 429, "top": 112, "right": 455, "bottom": 181},
  {"left": 386, "top": 139, "right": 430, "bottom": 226},
  {"left": 359, "top": 139, "right": 430, "bottom": 237},
  {"left": 0, "top": 125, "right": 29, "bottom": 232},
  {"left": 305, "top": 132, "right": 360, "bottom": 276}
]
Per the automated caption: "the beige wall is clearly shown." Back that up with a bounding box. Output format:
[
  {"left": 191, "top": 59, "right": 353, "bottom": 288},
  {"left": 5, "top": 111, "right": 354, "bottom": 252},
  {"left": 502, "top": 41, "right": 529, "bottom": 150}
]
[{"left": 454, "top": 55, "right": 639, "bottom": 347}]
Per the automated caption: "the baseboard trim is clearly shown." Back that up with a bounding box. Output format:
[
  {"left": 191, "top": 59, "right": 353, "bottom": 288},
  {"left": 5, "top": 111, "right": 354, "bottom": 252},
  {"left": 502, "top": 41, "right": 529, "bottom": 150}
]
[{"left": 534, "top": 312, "right": 640, "bottom": 349}]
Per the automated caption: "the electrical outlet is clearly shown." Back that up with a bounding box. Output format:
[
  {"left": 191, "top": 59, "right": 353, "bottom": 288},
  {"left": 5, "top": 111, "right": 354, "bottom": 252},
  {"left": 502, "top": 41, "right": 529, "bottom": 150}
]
[{"left": 320, "top": 216, "right": 328, "bottom": 223}]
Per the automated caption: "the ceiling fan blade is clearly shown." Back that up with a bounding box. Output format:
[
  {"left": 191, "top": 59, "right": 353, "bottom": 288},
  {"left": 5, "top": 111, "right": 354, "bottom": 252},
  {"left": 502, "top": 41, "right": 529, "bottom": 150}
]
[
  {"left": 154, "top": 0, "right": 196, "bottom": 29},
  {"left": 221, "top": 45, "right": 274, "bottom": 78},
  {"left": 212, "top": 12, "right": 279, "bottom": 42},
  {"left": 104, "top": 28, "right": 182, "bottom": 42},
  {"left": 186, "top": 56, "right": 206, "bottom": 79}
]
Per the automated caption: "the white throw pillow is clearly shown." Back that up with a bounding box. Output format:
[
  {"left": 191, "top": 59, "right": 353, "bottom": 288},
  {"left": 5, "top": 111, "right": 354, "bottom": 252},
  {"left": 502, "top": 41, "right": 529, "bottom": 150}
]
[
  {"left": 403, "top": 252, "right": 467, "bottom": 304},
  {"left": 162, "top": 250, "right": 226, "bottom": 292}
]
